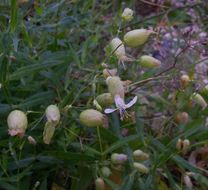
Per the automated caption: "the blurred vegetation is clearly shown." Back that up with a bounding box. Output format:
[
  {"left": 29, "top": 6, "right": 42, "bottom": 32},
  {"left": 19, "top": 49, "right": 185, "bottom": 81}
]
[{"left": 0, "top": 0, "right": 208, "bottom": 190}]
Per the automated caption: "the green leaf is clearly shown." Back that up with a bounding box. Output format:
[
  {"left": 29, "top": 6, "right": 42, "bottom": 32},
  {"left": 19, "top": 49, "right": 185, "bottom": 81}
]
[
  {"left": 119, "top": 171, "right": 136, "bottom": 190},
  {"left": 10, "top": 0, "right": 17, "bottom": 32},
  {"left": 103, "top": 134, "right": 140, "bottom": 155}
]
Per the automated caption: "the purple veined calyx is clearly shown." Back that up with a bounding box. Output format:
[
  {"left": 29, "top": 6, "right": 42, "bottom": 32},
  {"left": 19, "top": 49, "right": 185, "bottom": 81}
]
[{"left": 104, "top": 94, "right": 137, "bottom": 120}]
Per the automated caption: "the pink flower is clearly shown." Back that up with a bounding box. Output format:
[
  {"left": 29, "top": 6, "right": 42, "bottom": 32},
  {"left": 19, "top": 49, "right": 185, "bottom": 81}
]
[{"left": 104, "top": 94, "right": 137, "bottom": 120}]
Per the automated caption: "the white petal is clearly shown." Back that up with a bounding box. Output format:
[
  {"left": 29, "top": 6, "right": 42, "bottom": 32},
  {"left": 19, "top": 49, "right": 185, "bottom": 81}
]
[
  {"left": 115, "top": 94, "right": 125, "bottom": 108},
  {"left": 104, "top": 108, "right": 117, "bottom": 114},
  {"left": 125, "top": 96, "right": 137, "bottom": 109}
]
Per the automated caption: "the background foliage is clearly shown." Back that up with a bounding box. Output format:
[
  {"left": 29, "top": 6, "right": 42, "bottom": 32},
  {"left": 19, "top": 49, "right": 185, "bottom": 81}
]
[{"left": 0, "top": 0, "right": 208, "bottom": 189}]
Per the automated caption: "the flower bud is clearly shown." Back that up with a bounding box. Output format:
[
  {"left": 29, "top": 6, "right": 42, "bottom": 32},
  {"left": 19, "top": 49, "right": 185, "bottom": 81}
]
[
  {"left": 176, "top": 138, "right": 183, "bottom": 151},
  {"left": 106, "top": 76, "right": 125, "bottom": 99},
  {"left": 43, "top": 122, "right": 56, "bottom": 144},
  {"left": 96, "top": 93, "right": 113, "bottom": 107},
  {"left": 138, "top": 55, "right": 161, "bottom": 68},
  {"left": 180, "top": 75, "right": 190, "bottom": 88},
  {"left": 45, "top": 105, "right": 60, "bottom": 126},
  {"left": 124, "top": 29, "right": 155, "bottom": 47},
  {"left": 111, "top": 153, "right": 128, "bottom": 164},
  {"left": 80, "top": 109, "right": 104, "bottom": 127},
  {"left": 95, "top": 178, "right": 105, "bottom": 190},
  {"left": 101, "top": 166, "right": 111, "bottom": 178},
  {"left": 28, "top": 136, "right": 37, "bottom": 145},
  {"left": 121, "top": 8, "right": 134, "bottom": 22},
  {"left": 133, "top": 162, "right": 149, "bottom": 174},
  {"left": 7, "top": 110, "right": 28, "bottom": 137},
  {"left": 175, "top": 112, "right": 189, "bottom": 124},
  {"left": 191, "top": 93, "right": 207, "bottom": 109},
  {"left": 184, "top": 173, "right": 193, "bottom": 188},
  {"left": 133, "top": 149, "right": 149, "bottom": 161},
  {"left": 183, "top": 139, "right": 190, "bottom": 154},
  {"left": 110, "top": 38, "right": 126, "bottom": 60},
  {"left": 103, "top": 68, "right": 117, "bottom": 78},
  {"left": 176, "top": 138, "right": 190, "bottom": 154}
]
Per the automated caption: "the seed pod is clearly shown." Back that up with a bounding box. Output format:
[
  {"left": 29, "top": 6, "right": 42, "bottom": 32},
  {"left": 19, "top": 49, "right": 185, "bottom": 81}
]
[
  {"left": 7, "top": 110, "right": 28, "bottom": 137},
  {"left": 106, "top": 76, "right": 125, "bottom": 99},
  {"left": 111, "top": 153, "right": 128, "bottom": 164},
  {"left": 95, "top": 178, "right": 105, "bottom": 190},
  {"left": 180, "top": 75, "right": 190, "bottom": 88},
  {"left": 103, "top": 68, "right": 117, "bottom": 78},
  {"left": 43, "top": 122, "right": 56, "bottom": 144},
  {"left": 101, "top": 166, "right": 112, "bottom": 178},
  {"left": 45, "top": 105, "right": 60, "bottom": 126},
  {"left": 80, "top": 109, "right": 104, "bottom": 127},
  {"left": 133, "top": 162, "right": 149, "bottom": 174},
  {"left": 138, "top": 55, "right": 161, "bottom": 68},
  {"left": 110, "top": 38, "right": 126, "bottom": 60},
  {"left": 191, "top": 93, "right": 207, "bottom": 109},
  {"left": 124, "top": 29, "right": 155, "bottom": 47},
  {"left": 96, "top": 93, "right": 113, "bottom": 107},
  {"left": 133, "top": 149, "right": 149, "bottom": 161},
  {"left": 175, "top": 112, "right": 189, "bottom": 124},
  {"left": 121, "top": 8, "right": 134, "bottom": 22}
]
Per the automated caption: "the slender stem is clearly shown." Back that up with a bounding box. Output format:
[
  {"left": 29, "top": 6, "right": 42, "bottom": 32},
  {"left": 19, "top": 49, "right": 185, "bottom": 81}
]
[{"left": 97, "top": 126, "right": 103, "bottom": 155}]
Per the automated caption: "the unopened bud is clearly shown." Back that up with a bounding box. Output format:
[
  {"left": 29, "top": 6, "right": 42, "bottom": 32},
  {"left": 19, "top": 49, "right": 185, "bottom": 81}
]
[
  {"left": 103, "top": 68, "right": 117, "bottom": 78},
  {"left": 180, "top": 75, "right": 190, "bottom": 88},
  {"left": 175, "top": 112, "right": 189, "bottom": 124},
  {"left": 106, "top": 76, "right": 125, "bottom": 99},
  {"left": 96, "top": 93, "right": 113, "bottom": 107},
  {"left": 111, "top": 153, "right": 128, "bottom": 164},
  {"left": 7, "top": 110, "right": 28, "bottom": 137},
  {"left": 138, "top": 55, "right": 161, "bottom": 68},
  {"left": 124, "top": 29, "right": 155, "bottom": 47},
  {"left": 95, "top": 178, "right": 105, "bottom": 190},
  {"left": 133, "top": 149, "right": 149, "bottom": 161},
  {"left": 121, "top": 8, "right": 134, "bottom": 22},
  {"left": 133, "top": 162, "right": 149, "bottom": 174},
  {"left": 80, "top": 109, "right": 104, "bottom": 127},
  {"left": 27, "top": 136, "right": 37, "bottom": 145},
  {"left": 191, "top": 93, "right": 207, "bottom": 109},
  {"left": 101, "top": 166, "right": 111, "bottom": 178},
  {"left": 110, "top": 38, "right": 126, "bottom": 60},
  {"left": 43, "top": 122, "right": 56, "bottom": 144},
  {"left": 176, "top": 138, "right": 190, "bottom": 154},
  {"left": 45, "top": 105, "right": 60, "bottom": 126}
]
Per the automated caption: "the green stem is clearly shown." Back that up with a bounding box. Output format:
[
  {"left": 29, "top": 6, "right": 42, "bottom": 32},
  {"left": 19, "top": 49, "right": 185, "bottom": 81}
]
[{"left": 97, "top": 126, "right": 103, "bottom": 155}]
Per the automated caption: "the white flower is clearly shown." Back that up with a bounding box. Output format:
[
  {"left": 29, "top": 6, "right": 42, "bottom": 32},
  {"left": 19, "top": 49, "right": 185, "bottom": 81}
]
[{"left": 104, "top": 94, "right": 137, "bottom": 120}]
